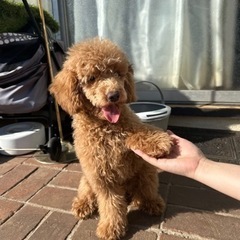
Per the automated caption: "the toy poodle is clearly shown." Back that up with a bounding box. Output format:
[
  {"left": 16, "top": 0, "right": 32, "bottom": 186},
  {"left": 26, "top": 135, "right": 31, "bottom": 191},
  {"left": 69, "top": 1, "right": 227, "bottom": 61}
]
[{"left": 49, "top": 37, "right": 172, "bottom": 240}]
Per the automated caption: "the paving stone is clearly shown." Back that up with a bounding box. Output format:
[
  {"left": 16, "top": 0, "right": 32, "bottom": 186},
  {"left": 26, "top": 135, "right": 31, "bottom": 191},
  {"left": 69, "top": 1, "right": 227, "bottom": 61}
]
[
  {"left": 0, "top": 164, "right": 37, "bottom": 195},
  {"left": 128, "top": 209, "right": 163, "bottom": 229},
  {"left": 4, "top": 167, "right": 59, "bottom": 201},
  {"left": 0, "top": 163, "right": 17, "bottom": 176},
  {"left": 123, "top": 228, "right": 158, "bottom": 240},
  {"left": 168, "top": 185, "right": 240, "bottom": 215},
  {"left": 0, "top": 155, "right": 13, "bottom": 164},
  {"left": 0, "top": 155, "right": 30, "bottom": 165},
  {"left": 64, "top": 162, "right": 82, "bottom": 172},
  {"left": 0, "top": 159, "right": 24, "bottom": 175},
  {"left": 171, "top": 175, "right": 207, "bottom": 189},
  {"left": 24, "top": 157, "right": 68, "bottom": 169},
  {"left": 0, "top": 127, "right": 239, "bottom": 240},
  {"left": 0, "top": 205, "right": 48, "bottom": 240},
  {"left": 0, "top": 198, "right": 23, "bottom": 224},
  {"left": 50, "top": 171, "right": 82, "bottom": 189},
  {"left": 71, "top": 219, "right": 98, "bottom": 240},
  {"left": 29, "top": 186, "right": 77, "bottom": 212},
  {"left": 160, "top": 233, "right": 186, "bottom": 239},
  {"left": 158, "top": 172, "right": 172, "bottom": 184},
  {"left": 72, "top": 219, "right": 159, "bottom": 240},
  {"left": 28, "top": 211, "right": 78, "bottom": 240},
  {"left": 163, "top": 205, "right": 240, "bottom": 240},
  {"left": 159, "top": 183, "right": 168, "bottom": 202}
]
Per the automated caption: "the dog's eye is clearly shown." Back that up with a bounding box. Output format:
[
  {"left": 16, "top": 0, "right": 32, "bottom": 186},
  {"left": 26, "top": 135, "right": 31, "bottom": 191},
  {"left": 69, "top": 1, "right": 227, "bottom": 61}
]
[
  {"left": 89, "top": 76, "right": 95, "bottom": 82},
  {"left": 114, "top": 72, "right": 121, "bottom": 77}
]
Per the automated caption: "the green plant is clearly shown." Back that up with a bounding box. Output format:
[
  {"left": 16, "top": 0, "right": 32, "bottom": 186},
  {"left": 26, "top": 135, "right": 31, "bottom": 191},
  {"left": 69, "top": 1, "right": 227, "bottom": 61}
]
[{"left": 0, "top": 0, "right": 59, "bottom": 33}]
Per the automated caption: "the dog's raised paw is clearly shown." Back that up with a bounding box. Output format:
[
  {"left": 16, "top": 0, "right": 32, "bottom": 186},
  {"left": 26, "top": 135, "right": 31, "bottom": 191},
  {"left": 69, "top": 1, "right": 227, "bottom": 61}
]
[{"left": 126, "top": 130, "right": 173, "bottom": 158}]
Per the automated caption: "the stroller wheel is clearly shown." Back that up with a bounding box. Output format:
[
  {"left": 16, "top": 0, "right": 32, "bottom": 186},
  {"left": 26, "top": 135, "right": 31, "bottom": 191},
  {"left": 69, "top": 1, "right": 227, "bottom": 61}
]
[{"left": 47, "top": 137, "right": 62, "bottom": 161}]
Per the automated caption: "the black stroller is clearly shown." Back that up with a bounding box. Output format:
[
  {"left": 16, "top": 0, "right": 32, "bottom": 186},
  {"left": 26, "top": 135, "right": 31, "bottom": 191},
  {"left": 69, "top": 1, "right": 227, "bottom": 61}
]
[{"left": 0, "top": 0, "right": 65, "bottom": 161}]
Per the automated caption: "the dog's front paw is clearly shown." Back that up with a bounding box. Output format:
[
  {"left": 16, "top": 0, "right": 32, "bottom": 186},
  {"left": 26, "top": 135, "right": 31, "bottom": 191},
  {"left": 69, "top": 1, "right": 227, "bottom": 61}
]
[
  {"left": 126, "top": 130, "right": 173, "bottom": 158},
  {"left": 96, "top": 219, "right": 127, "bottom": 240},
  {"left": 72, "top": 196, "right": 97, "bottom": 219}
]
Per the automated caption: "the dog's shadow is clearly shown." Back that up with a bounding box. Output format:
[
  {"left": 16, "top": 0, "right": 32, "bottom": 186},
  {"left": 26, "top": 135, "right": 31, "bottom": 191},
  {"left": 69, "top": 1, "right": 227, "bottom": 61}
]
[
  {"left": 78, "top": 180, "right": 240, "bottom": 240},
  {"left": 123, "top": 208, "right": 164, "bottom": 239},
  {"left": 121, "top": 177, "right": 240, "bottom": 240},
  {"left": 122, "top": 127, "right": 240, "bottom": 239},
  {"left": 77, "top": 209, "right": 163, "bottom": 240}
]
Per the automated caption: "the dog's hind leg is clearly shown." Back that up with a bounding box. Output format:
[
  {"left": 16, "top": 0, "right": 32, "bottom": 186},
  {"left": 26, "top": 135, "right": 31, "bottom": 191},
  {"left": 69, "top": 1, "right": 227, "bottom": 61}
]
[
  {"left": 72, "top": 175, "right": 97, "bottom": 219},
  {"left": 96, "top": 188, "right": 128, "bottom": 240},
  {"left": 132, "top": 164, "right": 165, "bottom": 216}
]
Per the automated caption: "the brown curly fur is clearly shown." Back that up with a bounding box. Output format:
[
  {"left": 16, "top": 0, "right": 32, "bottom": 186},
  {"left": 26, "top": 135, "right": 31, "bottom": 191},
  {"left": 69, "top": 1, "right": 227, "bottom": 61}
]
[{"left": 49, "top": 38, "right": 173, "bottom": 240}]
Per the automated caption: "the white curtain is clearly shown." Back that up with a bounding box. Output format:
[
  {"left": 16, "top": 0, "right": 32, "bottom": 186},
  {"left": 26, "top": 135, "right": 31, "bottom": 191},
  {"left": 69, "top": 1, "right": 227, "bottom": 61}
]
[{"left": 70, "top": 0, "right": 237, "bottom": 90}]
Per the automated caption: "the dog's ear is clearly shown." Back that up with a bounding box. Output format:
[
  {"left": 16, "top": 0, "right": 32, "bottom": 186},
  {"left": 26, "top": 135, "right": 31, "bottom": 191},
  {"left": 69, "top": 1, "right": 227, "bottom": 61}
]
[
  {"left": 125, "top": 64, "right": 137, "bottom": 103},
  {"left": 49, "top": 68, "right": 82, "bottom": 115}
]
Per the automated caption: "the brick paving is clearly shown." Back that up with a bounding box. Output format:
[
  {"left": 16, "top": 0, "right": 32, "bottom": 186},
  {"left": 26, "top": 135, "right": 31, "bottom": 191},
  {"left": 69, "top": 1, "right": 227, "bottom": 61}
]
[{"left": 0, "top": 127, "right": 240, "bottom": 240}]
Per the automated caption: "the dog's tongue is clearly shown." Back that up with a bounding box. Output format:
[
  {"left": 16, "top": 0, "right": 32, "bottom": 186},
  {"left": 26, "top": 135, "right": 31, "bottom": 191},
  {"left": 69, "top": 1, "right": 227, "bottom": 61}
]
[{"left": 102, "top": 105, "right": 120, "bottom": 123}]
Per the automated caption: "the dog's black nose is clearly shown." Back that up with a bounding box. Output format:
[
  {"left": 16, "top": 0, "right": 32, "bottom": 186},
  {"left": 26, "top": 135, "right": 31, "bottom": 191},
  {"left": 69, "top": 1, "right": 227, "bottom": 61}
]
[{"left": 107, "top": 91, "right": 120, "bottom": 102}]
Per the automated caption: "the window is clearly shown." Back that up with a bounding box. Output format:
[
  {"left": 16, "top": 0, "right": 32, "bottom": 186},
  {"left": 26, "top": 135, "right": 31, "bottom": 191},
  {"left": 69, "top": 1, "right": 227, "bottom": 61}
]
[{"left": 58, "top": 0, "right": 240, "bottom": 104}]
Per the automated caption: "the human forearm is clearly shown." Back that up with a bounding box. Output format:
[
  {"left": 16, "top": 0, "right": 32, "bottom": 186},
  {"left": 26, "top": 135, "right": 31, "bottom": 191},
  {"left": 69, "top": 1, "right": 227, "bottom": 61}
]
[{"left": 193, "top": 158, "right": 240, "bottom": 200}]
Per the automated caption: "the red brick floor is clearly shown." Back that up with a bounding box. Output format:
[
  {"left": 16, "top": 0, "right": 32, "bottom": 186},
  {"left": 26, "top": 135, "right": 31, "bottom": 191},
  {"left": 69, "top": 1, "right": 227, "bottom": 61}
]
[{"left": 0, "top": 127, "right": 240, "bottom": 240}]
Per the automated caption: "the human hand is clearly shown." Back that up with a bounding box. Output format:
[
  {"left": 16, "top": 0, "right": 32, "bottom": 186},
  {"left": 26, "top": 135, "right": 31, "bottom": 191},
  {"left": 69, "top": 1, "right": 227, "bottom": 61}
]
[{"left": 132, "top": 130, "right": 206, "bottom": 179}]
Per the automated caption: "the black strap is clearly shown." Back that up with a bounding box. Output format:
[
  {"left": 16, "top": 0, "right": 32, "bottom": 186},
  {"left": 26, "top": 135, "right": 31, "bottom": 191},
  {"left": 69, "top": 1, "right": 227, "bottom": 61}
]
[
  {"left": 22, "top": 0, "right": 42, "bottom": 37},
  {"left": 21, "top": 0, "right": 65, "bottom": 71}
]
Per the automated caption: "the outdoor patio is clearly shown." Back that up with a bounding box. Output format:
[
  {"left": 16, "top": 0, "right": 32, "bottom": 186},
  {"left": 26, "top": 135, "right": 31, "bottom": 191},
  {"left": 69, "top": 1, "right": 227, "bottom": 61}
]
[{"left": 0, "top": 126, "right": 240, "bottom": 240}]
